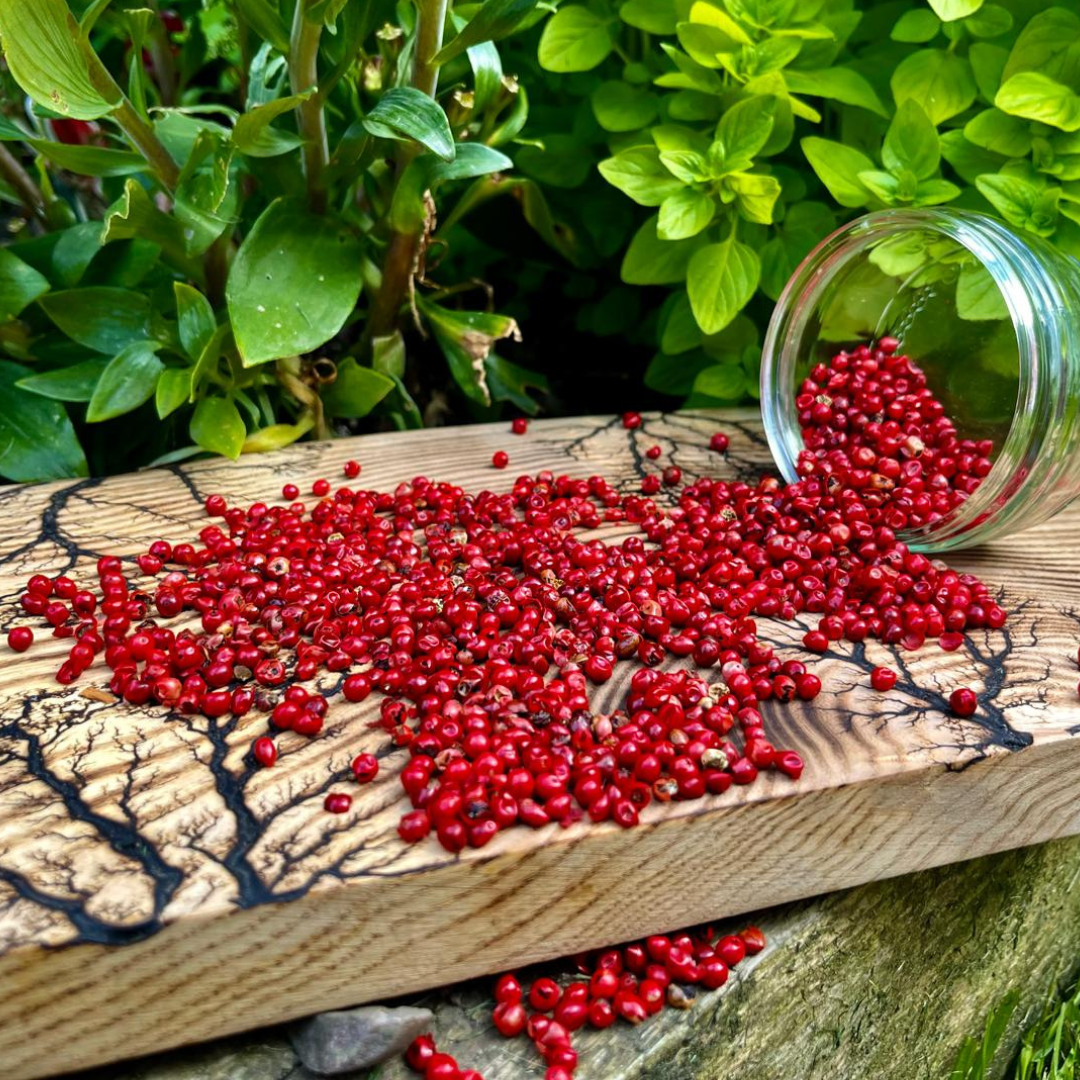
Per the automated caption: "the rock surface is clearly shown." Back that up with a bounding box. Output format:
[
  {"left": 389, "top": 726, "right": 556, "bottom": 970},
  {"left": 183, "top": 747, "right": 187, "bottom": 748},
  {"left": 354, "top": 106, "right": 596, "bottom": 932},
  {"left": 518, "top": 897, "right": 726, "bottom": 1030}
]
[
  {"left": 288, "top": 1006, "right": 434, "bottom": 1075},
  {"left": 77, "top": 836, "right": 1080, "bottom": 1080}
]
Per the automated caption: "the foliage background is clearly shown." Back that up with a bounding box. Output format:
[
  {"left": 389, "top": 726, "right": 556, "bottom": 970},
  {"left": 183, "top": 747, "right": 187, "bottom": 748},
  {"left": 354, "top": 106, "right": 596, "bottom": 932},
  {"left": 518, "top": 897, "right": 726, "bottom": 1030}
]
[{"left": 0, "top": 0, "right": 1078, "bottom": 480}]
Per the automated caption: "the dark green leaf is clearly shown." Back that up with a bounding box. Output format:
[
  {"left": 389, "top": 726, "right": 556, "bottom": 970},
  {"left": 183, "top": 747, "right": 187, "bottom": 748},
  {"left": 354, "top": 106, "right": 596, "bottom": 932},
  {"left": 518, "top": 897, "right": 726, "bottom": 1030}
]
[
  {"left": 101, "top": 179, "right": 190, "bottom": 265},
  {"left": 363, "top": 88, "right": 455, "bottom": 161},
  {"left": 175, "top": 132, "right": 238, "bottom": 256},
  {"left": 486, "top": 354, "right": 548, "bottom": 413},
  {"left": 320, "top": 358, "right": 394, "bottom": 417},
  {"left": 0, "top": 0, "right": 119, "bottom": 120},
  {"left": 38, "top": 287, "right": 154, "bottom": 354},
  {"left": 233, "top": 93, "right": 310, "bottom": 157},
  {"left": 0, "top": 360, "right": 87, "bottom": 480},
  {"left": 86, "top": 340, "right": 163, "bottom": 421},
  {"left": 190, "top": 396, "right": 246, "bottom": 459},
  {"left": 51, "top": 222, "right": 103, "bottom": 287},
  {"left": 175, "top": 282, "right": 216, "bottom": 362},
  {"left": 0, "top": 248, "right": 50, "bottom": 322},
  {"left": 644, "top": 350, "right": 714, "bottom": 395},
  {"left": 891, "top": 9, "right": 940, "bottom": 43},
  {"left": 620, "top": 0, "right": 677, "bottom": 35},
  {"left": 434, "top": 0, "right": 540, "bottom": 64},
  {"left": 227, "top": 199, "right": 363, "bottom": 366},
  {"left": 15, "top": 357, "right": 107, "bottom": 401},
  {"left": 28, "top": 140, "right": 147, "bottom": 177},
  {"left": 693, "top": 362, "right": 746, "bottom": 400},
  {"left": 591, "top": 81, "right": 659, "bottom": 132},
  {"left": 621, "top": 214, "right": 706, "bottom": 285},
  {"left": 232, "top": 0, "right": 290, "bottom": 53}
]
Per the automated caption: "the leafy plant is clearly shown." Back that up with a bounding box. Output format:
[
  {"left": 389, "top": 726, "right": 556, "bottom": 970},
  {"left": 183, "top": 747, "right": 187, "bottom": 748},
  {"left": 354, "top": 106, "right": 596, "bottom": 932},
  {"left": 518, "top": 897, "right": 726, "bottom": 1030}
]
[
  {"left": 0, "top": 0, "right": 554, "bottom": 480},
  {"left": 519, "top": 0, "right": 1080, "bottom": 409}
]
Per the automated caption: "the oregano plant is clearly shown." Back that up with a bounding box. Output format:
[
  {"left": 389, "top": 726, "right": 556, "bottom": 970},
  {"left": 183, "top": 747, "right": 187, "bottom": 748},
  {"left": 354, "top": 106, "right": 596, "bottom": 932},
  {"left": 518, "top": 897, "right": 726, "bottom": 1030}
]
[{"left": 0, "top": 0, "right": 555, "bottom": 480}]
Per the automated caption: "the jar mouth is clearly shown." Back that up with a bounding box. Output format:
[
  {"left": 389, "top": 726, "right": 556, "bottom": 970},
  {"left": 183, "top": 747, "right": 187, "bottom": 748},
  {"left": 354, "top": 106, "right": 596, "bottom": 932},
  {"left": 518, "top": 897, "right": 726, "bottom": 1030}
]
[{"left": 760, "top": 209, "right": 1045, "bottom": 551}]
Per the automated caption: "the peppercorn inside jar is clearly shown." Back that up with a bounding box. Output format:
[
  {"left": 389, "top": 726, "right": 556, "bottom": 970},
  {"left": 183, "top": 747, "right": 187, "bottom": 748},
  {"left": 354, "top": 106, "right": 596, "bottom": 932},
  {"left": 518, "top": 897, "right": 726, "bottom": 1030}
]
[{"left": 760, "top": 208, "right": 1080, "bottom": 551}]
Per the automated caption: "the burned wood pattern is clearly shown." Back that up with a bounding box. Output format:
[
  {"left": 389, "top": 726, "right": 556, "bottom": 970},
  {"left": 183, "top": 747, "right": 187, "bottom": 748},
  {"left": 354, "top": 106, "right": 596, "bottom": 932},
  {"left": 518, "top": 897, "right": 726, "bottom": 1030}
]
[{"left": 0, "top": 411, "right": 1078, "bottom": 1080}]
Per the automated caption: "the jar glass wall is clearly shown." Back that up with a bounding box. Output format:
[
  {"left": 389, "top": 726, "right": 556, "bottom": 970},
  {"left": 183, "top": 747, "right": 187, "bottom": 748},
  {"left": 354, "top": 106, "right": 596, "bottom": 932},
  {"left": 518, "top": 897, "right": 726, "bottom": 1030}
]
[{"left": 760, "top": 209, "right": 1080, "bottom": 551}]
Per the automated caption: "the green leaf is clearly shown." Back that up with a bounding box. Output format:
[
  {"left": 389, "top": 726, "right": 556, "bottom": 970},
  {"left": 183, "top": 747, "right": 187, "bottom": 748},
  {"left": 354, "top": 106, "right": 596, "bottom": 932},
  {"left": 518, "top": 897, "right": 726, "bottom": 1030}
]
[
  {"left": 783, "top": 68, "right": 889, "bottom": 117},
  {"left": 976, "top": 173, "right": 1060, "bottom": 236},
  {"left": 227, "top": 199, "right": 362, "bottom": 367},
  {"left": 15, "top": 357, "right": 107, "bottom": 402},
  {"left": 320, "top": 358, "right": 395, "bottom": 417},
  {"left": 241, "top": 416, "right": 315, "bottom": 453},
  {"left": 598, "top": 147, "right": 686, "bottom": 206},
  {"left": 912, "top": 178, "right": 962, "bottom": 206},
  {"left": 174, "top": 132, "right": 237, "bottom": 256},
  {"left": 996, "top": 73, "right": 1080, "bottom": 133},
  {"left": 621, "top": 215, "right": 706, "bottom": 285},
  {"left": 658, "top": 188, "right": 714, "bottom": 240},
  {"left": 956, "top": 263, "right": 1008, "bottom": 320},
  {"left": 883, "top": 100, "right": 940, "bottom": 181},
  {"left": 188, "top": 323, "right": 230, "bottom": 400},
  {"left": 28, "top": 140, "right": 147, "bottom": 177},
  {"left": 891, "top": 9, "right": 940, "bottom": 43},
  {"left": 964, "top": 109, "right": 1033, "bottom": 157},
  {"left": 421, "top": 302, "right": 521, "bottom": 406},
  {"left": 969, "top": 43, "right": 1009, "bottom": 102},
  {"left": 686, "top": 238, "right": 760, "bottom": 335},
  {"left": 155, "top": 366, "right": 191, "bottom": 418},
  {"left": 50, "top": 222, "right": 103, "bottom": 286},
  {"left": 801, "top": 137, "right": 873, "bottom": 208},
  {"left": 891, "top": 49, "right": 977, "bottom": 125},
  {"left": 232, "top": 0, "right": 290, "bottom": 53},
  {"left": 940, "top": 128, "right": 1004, "bottom": 184},
  {"left": 0, "top": 0, "right": 119, "bottom": 120},
  {"left": 175, "top": 282, "right": 216, "bottom": 362},
  {"left": 1001, "top": 7, "right": 1080, "bottom": 84},
  {"left": 363, "top": 87, "right": 455, "bottom": 160},
  {"left": 38, "top": 287, "right": 153, "bottom": 354},
  {"left": 659, "top": 292, "right": 701, "bottom": 355},
  {"left": 0, "top": 248, "right": 49, "bottom": 322},
  {"left": 592, "top": 81, "right": 659, "bottom": 132},
  {"left": 693, "top": 362, "right": 745, "bottom": 400},
  {"left": 86, "top": 340, "right": 163, "bottom": 422},
  {"left": 661, "top": 150, "right": 710, "bottom": 184},
  {"left": 964, "top": 5, "right": 1011, "bottom": 38},
  {"left": 620, "top": 0, "right": 676, "bottom": 35},
  {"left": 687, "top": 1, "right": 751, "bottom": 43},
  {"left": 927, "top": 0, "right": 983, "bottom": 21},
  {"left": 190, "top": 396, "right": 246, "bottom": 459},
  {"left": 233, "top": 93, "right": 310, "bottom": 157},
  {"left": 486, "top": 354, "right": 548, "bottom": 414},
  {"left": 858, "top": 170, "right": 901, "bottom": 204},
  {"left": 538, "top": 6, "right": 614, "bottom": 73},
  {"left": 434, "top": 0, "right": 540, "bottom": 64},
  {"left": 727, "top": 172, "right": 782, "bottom": 223},
  {"left": 101, "top": 179, "right": 190, "bottom": 265},
  {"left": 714, "top": 96, "right": 775, "bottom": 169},
  {"left": 0, "top": 361, "right": 87, "bottom": 480}
]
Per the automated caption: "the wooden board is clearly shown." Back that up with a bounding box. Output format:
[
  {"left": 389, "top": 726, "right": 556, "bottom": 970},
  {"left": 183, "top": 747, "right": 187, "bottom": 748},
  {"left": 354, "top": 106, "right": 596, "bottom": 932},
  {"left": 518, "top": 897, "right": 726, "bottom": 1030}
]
[{"left": 1, "top": 410, "right": 1079, "bottom": 1080}]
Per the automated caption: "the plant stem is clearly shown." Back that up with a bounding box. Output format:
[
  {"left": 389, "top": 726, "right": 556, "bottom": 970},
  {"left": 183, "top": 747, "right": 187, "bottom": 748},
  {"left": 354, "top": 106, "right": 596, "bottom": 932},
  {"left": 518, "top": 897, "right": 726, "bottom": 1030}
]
[
  {"left": 0, "top": 144, "right": 47, "bottom": 227},
  {"left": 113, "top": 98, "right": 181, "bottom": 189},
  {"left": 290, "top": 0, "right": 329, "bottom": 214},
  {"left": 367, "top": 0, "right": 450, "bottom": 342}
]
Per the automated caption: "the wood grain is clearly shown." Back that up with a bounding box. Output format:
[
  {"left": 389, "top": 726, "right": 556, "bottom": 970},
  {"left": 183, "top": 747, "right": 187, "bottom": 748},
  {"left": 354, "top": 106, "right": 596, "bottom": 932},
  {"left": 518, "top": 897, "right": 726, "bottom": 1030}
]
[{"left": 1, "top": 410, "right": 1078, "bottom": 1080}]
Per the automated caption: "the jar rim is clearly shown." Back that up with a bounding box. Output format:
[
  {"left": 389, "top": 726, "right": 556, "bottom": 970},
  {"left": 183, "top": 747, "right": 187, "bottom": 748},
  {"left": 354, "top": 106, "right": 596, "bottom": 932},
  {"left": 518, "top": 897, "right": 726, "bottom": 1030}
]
[{"left": 760, "top": 208, "right": 1047, "bottom": 551}]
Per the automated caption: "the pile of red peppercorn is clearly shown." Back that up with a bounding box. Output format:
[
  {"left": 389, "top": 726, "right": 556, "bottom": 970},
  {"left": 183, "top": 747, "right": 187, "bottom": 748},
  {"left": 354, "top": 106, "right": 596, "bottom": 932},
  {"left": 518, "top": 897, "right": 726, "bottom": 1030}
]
[
  {"left": 6, "top": 339, "right": 995, "bottom": 849},
  {"left": 405, "top": 923, "right": 765, "bottom": 1080}
]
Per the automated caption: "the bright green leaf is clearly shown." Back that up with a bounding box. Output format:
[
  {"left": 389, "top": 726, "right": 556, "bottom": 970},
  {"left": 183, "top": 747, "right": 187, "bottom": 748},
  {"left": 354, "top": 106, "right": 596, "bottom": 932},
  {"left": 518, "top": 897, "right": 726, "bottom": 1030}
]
[
  {"left": 693, "top": 362, "right": 745, "bottom": 400},
  {"left": 995, "top": 73, "right": 1080, "bottom": 133},
  {"left": 363, "top": 87, "right": 455, "bottom": 160},
  {"left": 38, "top": 287, "right": 153, "bottom": 354},
  {"left": 891, "top": 9, "right": 940, "bottom": 43},
  {"left": 86, "top": 340, "right": 163, "bottom": 422},
  {"left": 891, "top": 48, "right": 977, "bottom": 125},
  {"left": 912, "top": 178, "right": 962, "bottom": 205},
  {"left": 715, "top": 96, "right": 775, "bottom": 168},
  {"left": 965, "top": 5, "right": 1011, "bottom": 38},
  {"left": 783, "top": 68, "right": 889, "bottom": 117},
  {"left": 621, "top": 214, "right": 707, "bottom": 285},
  {"left": 591, "top": 81, "right": 659, "bottom": 132},
  {"left": 884, "top": 100, "right": 940, "bottom": 181},
  {"left": 155, "top": 367, "right": 192, "bottom": 418},
  {"left": 964, "top": 109, "right": 1033, "bottom": 157},
  {"left": 15, "top": 357, "right": 107, "bottom": 402},
  {"left": 0, "top": 0, "right": 119, "bottom": 120},
  {"left": 190, "top": 396, "right": 246, "bottom": 459},
  {"left": 686, "top": 238, "right": 760, "bottom": 335},
  {"left": 0, "top": 248, "right": 49, "bottom": 322},
  {"left": 232, "top": 93, "right": 310, "bottom": 157},
  {"left": 538, "top": 6, "right": 614, "bottom": 73},
  {"left": 0, "top": 361, "right": 87, "bottom": 480},
  {"left": 241, "top": 415, "right": 315, "bottom": 453},
  {"left": 320, "top": 357, "right": 395, "bottom": 417},
  {"left": 969, "top": 43, "right": 1008, "bottom": 102},
  {"left": 927, "top": 0, "right": 983, "bottom": 21},
  {"left": 801, "top": 137, "right": 874, "bottom": 207},
  {"left": 598, "top": 147, "right": 686, "bottom": 206},
  {"left": 727, "top": 172, "right": 782, "bottom": 223},
  {"left": 28, "top": 140, "right": 146, "bottom": 177},
  {"left": 658, "top": 187, "right": 715, "bottom": 240},
  {"left": 174, "top": 282, "right": 216, "bottom": 362},
  {"left": 620, "top": 0, "right": 676, "bottom": 35},
  {"left": 227, "top": 199, "right": 362, "bottom": 366},
  {"left": 976, "top": 173, "right": 1060, "bottom": 235},
  {"left": 956, "top": 263, "right": 1009, "bottom": 319},
  {"left": 1001, "top": 7, "right": 1080, "bottom": 83}
]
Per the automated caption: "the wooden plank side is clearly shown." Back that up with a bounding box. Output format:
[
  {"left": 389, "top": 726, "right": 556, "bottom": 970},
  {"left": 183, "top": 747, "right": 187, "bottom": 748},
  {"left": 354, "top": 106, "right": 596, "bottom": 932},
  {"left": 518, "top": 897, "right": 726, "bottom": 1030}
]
[{"left": 0, "top": 411, "right": 1078, "bottom": 1079}]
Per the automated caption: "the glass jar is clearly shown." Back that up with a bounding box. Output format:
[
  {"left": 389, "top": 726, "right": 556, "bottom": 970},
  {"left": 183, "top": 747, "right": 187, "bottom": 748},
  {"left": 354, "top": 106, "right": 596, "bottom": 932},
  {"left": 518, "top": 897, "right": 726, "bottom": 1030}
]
[{"left": 759, "top": 208, "right": 1080, "bottom": 551}]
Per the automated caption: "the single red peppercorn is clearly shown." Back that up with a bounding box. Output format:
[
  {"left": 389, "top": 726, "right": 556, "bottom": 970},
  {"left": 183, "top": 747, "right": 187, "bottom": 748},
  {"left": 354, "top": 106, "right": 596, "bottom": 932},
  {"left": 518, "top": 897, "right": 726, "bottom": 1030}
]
[
  {"left": 949, "top": 687, "right": 978, "bottom": 717},
  {"left": 740, "top": 926, "right": 766, "bottom": 955},
  {"left": 312, "top": 478, "right": 331, "bottom": 497},
  {"left": 253, "top": 737, "right": 277, "bottom": 768},
  {"left": 491, "top": 1001, "right": 526, "bottom": 1037},
  {"left": 528, "top": 977, "right": 561, "bottom": 1013},
  {"left": 870, "top": 666, "right": 898, "bottom": 692},
  {"left": 494, "top": 973, "right": 523, "bottom": 1004},
  {"left": 324, "top": 792, "right": 352, "bottom": 814},
  {"left": 282, "top": 483, "right": 299, "bottom": 500},
  {"left": 512, "top": 417, "right": 528, "bottom": 435},
  {"left": 352, "top": 753, "right": 379, "bottom": 783},
  {"left": 405, "top": 1035, "right": 436, "bottom": 1071},
  {"left": 646, "top": 444, "right": 661, "bottom": 459},
  {"left": 7, "top": 626, "right": 33, "bottom": 652},
  {"left": 343, "top": 460, "right": 361, "bottom": 478},
  {"left": 492, "top": 451, "right": 509, "bottom": 469},
  {"left": 709, "top": 432, "right": 729, "bottom": 452},
  {"left": 622, "top": 411, "right": 642, "bottom": 430},
  {"left": 662, "top": 465, "right": 682, "bottom": 486}
]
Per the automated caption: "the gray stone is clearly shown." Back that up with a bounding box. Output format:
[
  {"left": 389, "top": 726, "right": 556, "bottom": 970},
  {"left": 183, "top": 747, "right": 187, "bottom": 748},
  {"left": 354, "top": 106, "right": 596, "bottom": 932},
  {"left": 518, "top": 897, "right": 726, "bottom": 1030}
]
[{"left": 287, "top": 1005, "right": 434, "bottom": 1076}]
